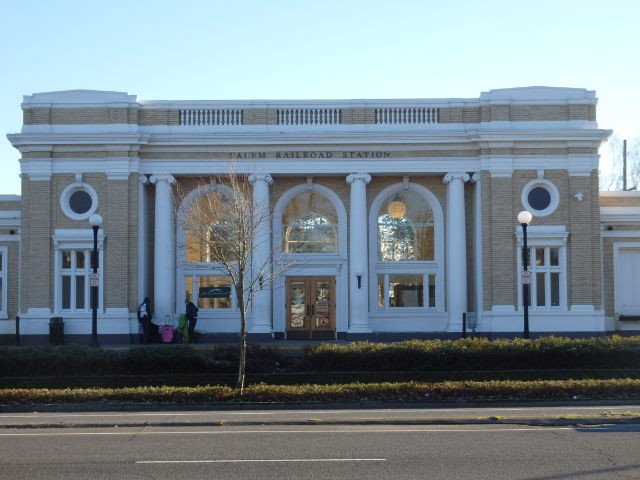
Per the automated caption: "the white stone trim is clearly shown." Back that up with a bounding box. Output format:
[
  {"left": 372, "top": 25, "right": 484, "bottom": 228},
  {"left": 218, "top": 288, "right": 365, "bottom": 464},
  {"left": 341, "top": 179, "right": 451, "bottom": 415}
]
[
  {"left": 60, "top": 182, "right": 99, "bottom": 221},
  {"left": 520, "top": 178, "right": 560, "bottom": 217}
]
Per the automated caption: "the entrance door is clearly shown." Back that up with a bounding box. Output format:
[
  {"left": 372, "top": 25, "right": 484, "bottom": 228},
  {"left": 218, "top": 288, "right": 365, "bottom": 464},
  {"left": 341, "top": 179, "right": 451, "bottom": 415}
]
[
  {"left": 286, "top": 276, "right": 336, "bottom": 340},
  {"left": 615, "top": 247, "right": 640, "bottom": 317}
]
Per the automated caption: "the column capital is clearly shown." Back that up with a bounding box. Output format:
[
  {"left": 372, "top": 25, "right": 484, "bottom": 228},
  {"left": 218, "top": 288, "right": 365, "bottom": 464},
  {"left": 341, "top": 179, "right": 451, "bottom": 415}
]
[
  {"left": 150, "top": 174, "right": 176, "bottom": 185},
  {"left": 138, "top": 174, "right": 149, "bottom": 185},
  {"left": 346, "top": 173, "right": 371, "bottom": 185},
  {"left": 443, "top": 172, "right": 470, "bottom": 184},
  {"left": 248, "top": 173, "right": 273, "bottom": 185},
  {"left": 470, "top": 172, "right": 481, "bottom": 183}
]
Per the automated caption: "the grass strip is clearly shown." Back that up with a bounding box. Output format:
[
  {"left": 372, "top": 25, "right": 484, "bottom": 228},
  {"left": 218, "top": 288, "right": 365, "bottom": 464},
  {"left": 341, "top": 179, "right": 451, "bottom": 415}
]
[{"left": 1, "top": 378, "right": 640, "bottom": 405}]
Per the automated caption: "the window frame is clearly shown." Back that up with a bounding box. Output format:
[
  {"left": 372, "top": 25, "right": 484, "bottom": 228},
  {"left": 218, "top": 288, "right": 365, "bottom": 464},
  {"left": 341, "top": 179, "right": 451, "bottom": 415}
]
[
  {"left": 516, "top": 226, "right": 568, "bottom": 311},
  {"left": 176, "top": 182, "right": 245, "bottom": 319},
  {"left": 53, "top": 229, "right": 104, "bottom": 314},
  {"left": 369, "top": 183, "right": 445, "bottom": 314}
]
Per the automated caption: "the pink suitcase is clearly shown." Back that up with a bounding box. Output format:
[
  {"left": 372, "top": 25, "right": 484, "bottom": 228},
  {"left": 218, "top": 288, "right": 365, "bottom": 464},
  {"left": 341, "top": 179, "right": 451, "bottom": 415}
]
[{"left": 161, "top": 324, "right": 174, "bottom": 343}]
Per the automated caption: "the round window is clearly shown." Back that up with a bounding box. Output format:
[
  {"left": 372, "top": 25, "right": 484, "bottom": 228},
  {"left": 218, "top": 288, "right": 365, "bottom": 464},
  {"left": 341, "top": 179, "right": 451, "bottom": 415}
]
[
  {"left": 527, "top": 187, "right": 551, "bottom": 211},
  {"left": 69, "top": 190, "right": 93, "bottom": 215},
  {"left": 521, "top": 180, "right": 559, "bottom": 217},
  {"left": 60, "top": 183, "right": 98, "bottom": 220}
]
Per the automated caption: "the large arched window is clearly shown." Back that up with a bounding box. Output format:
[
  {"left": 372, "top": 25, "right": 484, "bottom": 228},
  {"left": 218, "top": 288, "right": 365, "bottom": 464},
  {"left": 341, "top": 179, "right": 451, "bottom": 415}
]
[
  {"left": 178, "top": 185, "right": 239, "bottom": 312},
  {"left": 185, "top": 191, "right": 236, "bottom": 262},
  {"left": 283, "top": 192, "right": 338, "bottom": 253},
  {"left": 370, "top": 183, "right": 444, "bottom": 313},
  {"left": 378, "top": 190, "right": 434, "bottom": 261}
]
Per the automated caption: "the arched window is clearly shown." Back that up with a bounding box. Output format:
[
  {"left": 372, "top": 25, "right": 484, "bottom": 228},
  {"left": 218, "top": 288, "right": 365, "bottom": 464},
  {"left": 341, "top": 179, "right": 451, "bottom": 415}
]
[
  {"left": 179, "top": 186, "right": 239, "bottom": 311},
  {"left": 377, "top": 190, "right": 434, "bottom": 261},
  {"left": 185, "top": 191, "right": 236, "bottom": 262},
  {"left": 370, "top": 183, "right": 443, "bottom": 313},
  {"left": 283, "top": 192, "right": 338, "bottom": 253}
]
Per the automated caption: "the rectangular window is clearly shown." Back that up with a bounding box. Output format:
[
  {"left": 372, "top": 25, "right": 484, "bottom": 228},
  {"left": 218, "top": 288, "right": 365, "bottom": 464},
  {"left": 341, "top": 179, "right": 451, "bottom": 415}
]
[
  {"left": 185, "top": 275, "right": 235, "bottom": 311},
  {"left": 60, "top": 249, "right": 93, "bottom": 312},
  {"left": 377, "top": 273, "right": 436, "bottom": 310},
  {"left": 526, "top": 246, "right": 564, "bottom": 309}
]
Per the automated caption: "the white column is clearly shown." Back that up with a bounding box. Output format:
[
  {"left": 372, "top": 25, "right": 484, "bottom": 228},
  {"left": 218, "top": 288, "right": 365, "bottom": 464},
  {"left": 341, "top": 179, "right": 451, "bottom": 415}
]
[
  {"left": 346, "top": 173, "right": 371, "bottom": 333},
  {"left": 248, "top": 173, "right": 273, "bottom": 335},
  {"left": 137, "top": 175, "right": 149, "bottom": 304},
  {"left": 471, "top": 172, "right": 482, "bottom": 331},
  {"left": 150, "top": 174, "right": 176, "bottom": 323},
  {"left": 443, "top": 172, "right": 470, "bottom": 331}
]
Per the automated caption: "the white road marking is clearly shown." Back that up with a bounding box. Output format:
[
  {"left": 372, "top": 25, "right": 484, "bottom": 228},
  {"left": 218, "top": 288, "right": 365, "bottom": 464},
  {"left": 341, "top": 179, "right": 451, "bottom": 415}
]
[
  {"left": 136, "top": 458, "right": 388, "bottom": 464},
  {"left": 0, "top": 426, "right": 575, "bottom": 436}
]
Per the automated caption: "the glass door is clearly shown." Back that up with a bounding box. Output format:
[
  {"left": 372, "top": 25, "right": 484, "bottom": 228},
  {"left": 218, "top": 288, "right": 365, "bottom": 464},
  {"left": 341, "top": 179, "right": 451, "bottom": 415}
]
[{"left": 286, "top": 276, "right": 335, "bottom": 340}]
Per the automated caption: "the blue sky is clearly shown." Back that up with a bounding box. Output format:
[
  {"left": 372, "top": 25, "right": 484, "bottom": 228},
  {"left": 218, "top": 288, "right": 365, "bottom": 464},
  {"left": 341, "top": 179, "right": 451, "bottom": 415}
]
[{"left": 1, "top": 0, "right": 638, "bottom": 195}]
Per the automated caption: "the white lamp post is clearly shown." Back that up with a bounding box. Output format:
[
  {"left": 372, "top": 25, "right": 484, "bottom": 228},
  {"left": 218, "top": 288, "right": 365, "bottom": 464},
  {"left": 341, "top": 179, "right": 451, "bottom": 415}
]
[{"left": 517, "top": 210, "right": 533, "bottom": 339}]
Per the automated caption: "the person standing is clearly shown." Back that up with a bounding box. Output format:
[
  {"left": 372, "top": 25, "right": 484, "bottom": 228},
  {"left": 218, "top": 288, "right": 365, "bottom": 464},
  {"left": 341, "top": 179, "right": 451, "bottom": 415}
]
[
  {"left": 137, "top": 297, "right": 153, "bottom": 344},
  {"left": 185, "top": 297, "right": 199, "bottom": 343}
]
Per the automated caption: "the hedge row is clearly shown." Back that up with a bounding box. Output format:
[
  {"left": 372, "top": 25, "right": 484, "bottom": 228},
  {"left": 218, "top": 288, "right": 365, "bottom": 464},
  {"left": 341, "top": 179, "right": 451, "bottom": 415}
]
[
  {"left": 1, "top": 336, "right": 639, "bottom": 378},
  {"left": 2, "top": 378, "right": 640, "bottom": 405},
  {"left": 300, "top": 336, "right": 640, "bottom": 372},
  {"left": 0, "top": 344, "right": 287, "bottom": 377}
]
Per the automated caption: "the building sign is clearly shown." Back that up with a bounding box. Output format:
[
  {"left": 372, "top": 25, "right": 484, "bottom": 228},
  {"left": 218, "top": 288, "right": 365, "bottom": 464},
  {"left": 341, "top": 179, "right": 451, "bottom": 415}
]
[
  {"left": 199, "top": 286, "right": 231, "bottom": 299},
  {"left": 229, "top": 151, "right": 391, "bottom": 159}
]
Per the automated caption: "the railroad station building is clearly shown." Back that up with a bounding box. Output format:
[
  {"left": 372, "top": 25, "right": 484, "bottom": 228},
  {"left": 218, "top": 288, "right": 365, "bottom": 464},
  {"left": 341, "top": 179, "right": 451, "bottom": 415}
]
[{"left": 2, "top": 86, "right": 639, "bottom": 344}]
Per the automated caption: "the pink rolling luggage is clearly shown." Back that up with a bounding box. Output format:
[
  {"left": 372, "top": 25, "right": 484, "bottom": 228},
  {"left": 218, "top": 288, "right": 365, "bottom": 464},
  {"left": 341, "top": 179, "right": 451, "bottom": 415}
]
[{"left": 161, "top": 324, "right": 174, "bottom": 344}]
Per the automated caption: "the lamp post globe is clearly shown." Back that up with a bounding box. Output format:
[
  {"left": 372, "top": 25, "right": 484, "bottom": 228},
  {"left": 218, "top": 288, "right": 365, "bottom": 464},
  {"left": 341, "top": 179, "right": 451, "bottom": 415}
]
[
  {"left": 517, "top": 210, "right": 532, "bottom": 339},
  {"left": 89, "top": 213, "right": 102, "bottom": 348}
]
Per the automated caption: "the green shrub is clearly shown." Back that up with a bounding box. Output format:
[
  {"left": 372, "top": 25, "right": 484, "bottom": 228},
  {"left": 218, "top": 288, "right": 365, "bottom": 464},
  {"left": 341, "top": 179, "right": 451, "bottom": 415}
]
[
  {"left": 2, "top": 378, "right": 639, "bottom": 405},
  {"left": 300, "top": 336, "right": 640, "bottom": 372},
  {"left": 0, "top": 344, "right": 288, "bottom": 377}
]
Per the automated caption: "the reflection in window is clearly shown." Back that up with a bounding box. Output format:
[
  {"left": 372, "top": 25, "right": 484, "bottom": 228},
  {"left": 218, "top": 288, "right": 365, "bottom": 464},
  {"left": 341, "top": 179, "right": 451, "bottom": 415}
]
[
  {"left": 60, "top": 249, "right": 90, "bottom": 311},
  {"left": 377, "top": 273, "right": 436, "bottom": 309},
  {"left": 526, "top": 246, "right": 563, "bottom": 308},
  {"left": 378, "top": 190, "right": 434, "bottom": 261},
  {"left": 185, "top": 275, "right": 235, "bottom": 310},
  {"left": 283, "top": 192, "right": 338, "bottom": 253},
  {"left": 185, "top": 192, "right": 235, "bottom": 262}
]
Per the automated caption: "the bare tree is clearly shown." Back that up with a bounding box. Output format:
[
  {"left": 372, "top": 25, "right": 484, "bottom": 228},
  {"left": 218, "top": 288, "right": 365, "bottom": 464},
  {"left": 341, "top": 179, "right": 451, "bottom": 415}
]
[
  {"left": 600, "top": 133, "right": 640, "bottom": 191},
  {"left": 176, "top": 170, "right": 277, "bottom": 393}
]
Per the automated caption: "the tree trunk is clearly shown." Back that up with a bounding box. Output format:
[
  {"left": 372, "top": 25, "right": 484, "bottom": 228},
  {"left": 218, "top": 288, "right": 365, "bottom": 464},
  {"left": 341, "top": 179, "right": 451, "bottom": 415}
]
[{"left": 236, "top": 283, "right": 247, "bottom": 393}]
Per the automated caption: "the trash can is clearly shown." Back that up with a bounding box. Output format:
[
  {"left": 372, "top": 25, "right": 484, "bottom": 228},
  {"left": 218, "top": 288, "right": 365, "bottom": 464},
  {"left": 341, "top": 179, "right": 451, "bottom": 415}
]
[{"left": 49, "top": 317, "right": 64, "bottom": 345}]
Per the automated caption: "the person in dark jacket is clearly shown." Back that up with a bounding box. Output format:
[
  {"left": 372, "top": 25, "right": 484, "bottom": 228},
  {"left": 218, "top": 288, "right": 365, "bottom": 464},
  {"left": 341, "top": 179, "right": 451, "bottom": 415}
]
[
  {"left": 137, "top": 297, "right": 153, "bottom": 344},
  {"left": 185, "top": 297, "right": 199, "bottom": 343}
]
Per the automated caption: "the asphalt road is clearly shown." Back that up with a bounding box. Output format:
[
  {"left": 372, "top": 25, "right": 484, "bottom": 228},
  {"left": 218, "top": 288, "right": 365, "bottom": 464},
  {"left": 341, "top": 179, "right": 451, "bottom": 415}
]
[
  {"left": 1, "top": 422, "right": 639, "bottom": 479},
  {"left": 1, "top": 404, "right": 639, "bottom": 479}
]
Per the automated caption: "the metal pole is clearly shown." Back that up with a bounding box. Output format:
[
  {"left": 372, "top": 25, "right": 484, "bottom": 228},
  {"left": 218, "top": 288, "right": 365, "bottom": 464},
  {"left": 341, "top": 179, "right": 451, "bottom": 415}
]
[
  {"left": 522, "top": 222, "right": 530, "bottom": 339},
  {"left": 462, "top": 312, "right": 467, "bottom": 339},
  {"left": 90, "top": 224, "right": 100, "bottom": 348}
]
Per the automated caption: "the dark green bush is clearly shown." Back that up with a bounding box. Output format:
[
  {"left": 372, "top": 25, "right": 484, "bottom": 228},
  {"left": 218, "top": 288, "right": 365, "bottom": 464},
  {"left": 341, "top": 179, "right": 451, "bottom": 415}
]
[
  {"left": 300, "top": 336, "right": 640, "bottom": 372},
  {"left": 0, "top": 344, "right": 287, "bottom": 377},
  {"left": 1, "top": 336, "right": 638, "bottom": 378}
]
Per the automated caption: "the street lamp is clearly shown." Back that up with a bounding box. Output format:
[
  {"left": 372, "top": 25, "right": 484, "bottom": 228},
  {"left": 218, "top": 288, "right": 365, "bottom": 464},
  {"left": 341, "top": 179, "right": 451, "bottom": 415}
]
[
  {"left": 517, "top": 210, "right": 533, "bottom": 339},
  {"left": 89, "top": 213, "right": 103, "bottom": 348}
]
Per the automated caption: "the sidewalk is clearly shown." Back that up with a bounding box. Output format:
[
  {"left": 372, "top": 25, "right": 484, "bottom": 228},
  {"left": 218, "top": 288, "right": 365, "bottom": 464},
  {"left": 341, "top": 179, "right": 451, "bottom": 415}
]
[{"left": 1, "top": 402, "right": 639, "bottom": 429}]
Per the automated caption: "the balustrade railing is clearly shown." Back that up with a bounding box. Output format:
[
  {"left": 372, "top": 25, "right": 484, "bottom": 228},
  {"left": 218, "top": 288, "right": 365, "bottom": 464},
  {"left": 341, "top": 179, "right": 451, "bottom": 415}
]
[
  {"left": 375, "top": 107, "right": 440, "bottom": 125},
  {"left": 179, "top": 109, "right": 243, "bottom": 126},
  {"left": 277, "top": 108, "right": 342, "bottom": 125},
  {"left": 176, "top": 105, "right": 441, "bottom": 127}
]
